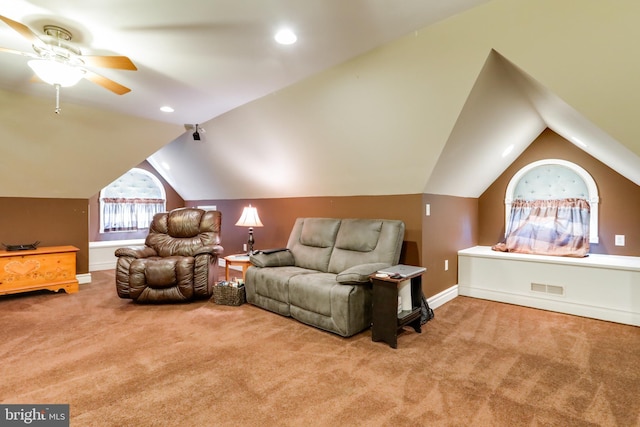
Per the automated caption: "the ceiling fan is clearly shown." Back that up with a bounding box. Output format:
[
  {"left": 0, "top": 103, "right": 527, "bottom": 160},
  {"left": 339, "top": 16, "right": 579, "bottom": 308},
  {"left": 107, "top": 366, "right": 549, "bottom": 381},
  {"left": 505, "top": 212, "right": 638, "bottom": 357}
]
[{"left": 0, "top": 14, "right": 137, "bottom": 113}]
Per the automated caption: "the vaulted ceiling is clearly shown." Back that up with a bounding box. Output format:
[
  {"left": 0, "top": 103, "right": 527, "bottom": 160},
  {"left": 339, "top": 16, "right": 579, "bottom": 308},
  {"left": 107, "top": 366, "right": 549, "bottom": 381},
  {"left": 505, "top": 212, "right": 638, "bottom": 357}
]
[{"left": 2, "top": 0, "right": 639, "bottom": 201}]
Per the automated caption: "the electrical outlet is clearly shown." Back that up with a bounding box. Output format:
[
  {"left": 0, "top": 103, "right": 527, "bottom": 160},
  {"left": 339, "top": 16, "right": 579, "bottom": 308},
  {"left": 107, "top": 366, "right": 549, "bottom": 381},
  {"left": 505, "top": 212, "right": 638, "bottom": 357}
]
[
  {"left": 615, "top": 235, "right": 625, "bottom": 246},
  {"left": 444, "top": 259, "right": 449, "bottom": 271},
  {"left": 243, "top": 243, "right": 247, "bottom": 252},
  {"left": 425, "top": 204, "right": 431, "bottom": 216}
]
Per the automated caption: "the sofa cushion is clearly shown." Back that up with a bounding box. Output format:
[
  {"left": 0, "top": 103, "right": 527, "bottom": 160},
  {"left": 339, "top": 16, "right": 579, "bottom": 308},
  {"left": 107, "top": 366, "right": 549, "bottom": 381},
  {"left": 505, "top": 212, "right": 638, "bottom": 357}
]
[
  {"left": 128, "top": 256, "right": 195, "bottom": 303},
  {"left": 334, "top": 219, "right": 382, "bottom": 252},
  {"left": 300, "top": 218, "right": 340, "bottom": 248},
  {"left": 336, "top": 262, "right": 391, "bottom": 284},
  {"left": 288, "top": 273, "right": 337, "bottom": 317},
  {"left": 288, "top": 218, "right": 341, "bottom": 272},
  {"left": 328, "top": 219, "right": 405, "bottom": 274},
  {"left": 250, "top": 250, "right": 295, "bottom": 268},
  {"left": 289, "top": 279, "right": 373, "bottom": 337},
  {"left": 245, "top": 266, "right": 316, "bottom": 316}
]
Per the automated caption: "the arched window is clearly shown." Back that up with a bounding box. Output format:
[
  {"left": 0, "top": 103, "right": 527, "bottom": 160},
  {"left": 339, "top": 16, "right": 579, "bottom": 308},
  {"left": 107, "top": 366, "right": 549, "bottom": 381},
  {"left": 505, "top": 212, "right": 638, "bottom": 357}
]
[
  {"left": 100, "top": 168, "right": 166, "bottom": 233},
  {"left": 504, "top": 159, "right": 599, "bottom": 244}
]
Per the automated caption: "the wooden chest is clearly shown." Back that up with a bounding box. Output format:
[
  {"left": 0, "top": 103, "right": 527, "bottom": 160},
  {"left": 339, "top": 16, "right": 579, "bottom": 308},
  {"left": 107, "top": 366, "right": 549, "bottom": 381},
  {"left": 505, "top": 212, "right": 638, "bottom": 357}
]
[{"left": 0, "top": 246, "right": 79, "bottom": 296}]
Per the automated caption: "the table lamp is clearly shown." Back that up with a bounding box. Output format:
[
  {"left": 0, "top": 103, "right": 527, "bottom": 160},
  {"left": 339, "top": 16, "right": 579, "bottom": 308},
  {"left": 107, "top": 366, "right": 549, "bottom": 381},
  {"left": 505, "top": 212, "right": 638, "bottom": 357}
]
[{"left": 235, "top": 205, "right": 263, "bottom": 254}]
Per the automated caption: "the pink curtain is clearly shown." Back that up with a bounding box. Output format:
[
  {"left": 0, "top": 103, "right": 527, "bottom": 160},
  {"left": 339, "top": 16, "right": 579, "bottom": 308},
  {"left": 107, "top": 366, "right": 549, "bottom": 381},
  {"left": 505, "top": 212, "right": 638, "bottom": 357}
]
[{"left": 492, "top": 198, "right": 590, "bottom": 257}]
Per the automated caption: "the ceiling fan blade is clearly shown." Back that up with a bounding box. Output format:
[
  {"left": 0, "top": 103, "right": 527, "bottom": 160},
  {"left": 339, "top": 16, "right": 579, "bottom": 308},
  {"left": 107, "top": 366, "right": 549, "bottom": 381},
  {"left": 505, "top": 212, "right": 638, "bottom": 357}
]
[
  {"left": 0, "top": 15, "right": 45, "bottom": 47},
  {"left": 81, "top": 55, "right": 137, "bottom": 71},
  {"left": 83, "top": 70, "right": 131, "bottom": 95},
  {"left": 0, "top": 46, "right": 37, "bottom": 58}
]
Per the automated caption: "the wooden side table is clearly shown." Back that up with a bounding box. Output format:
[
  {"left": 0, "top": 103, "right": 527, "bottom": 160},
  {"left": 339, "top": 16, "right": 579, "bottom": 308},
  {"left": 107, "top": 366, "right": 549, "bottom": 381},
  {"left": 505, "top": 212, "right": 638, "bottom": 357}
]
[
  {"left": 370, "top": 269, "right": 425, "bottom": 348},
  {"left": 223, "top": 254, "right": 252, "bottom": 281}
]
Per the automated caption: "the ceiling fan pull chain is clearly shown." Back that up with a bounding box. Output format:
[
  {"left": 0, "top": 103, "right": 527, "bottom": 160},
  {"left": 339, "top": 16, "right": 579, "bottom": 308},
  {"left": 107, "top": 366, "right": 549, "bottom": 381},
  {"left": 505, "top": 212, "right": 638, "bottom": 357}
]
[{"left": 54, "top": 83, "right": 61, "bottom": 114}]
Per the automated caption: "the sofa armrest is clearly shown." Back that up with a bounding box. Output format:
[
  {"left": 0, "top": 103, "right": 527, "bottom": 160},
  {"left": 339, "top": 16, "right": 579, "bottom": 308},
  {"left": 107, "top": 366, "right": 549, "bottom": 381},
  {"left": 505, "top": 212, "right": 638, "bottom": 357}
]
[
  {"left": 336, "top": 262, "right": 392, "bottom": 284},
  {"left": 114, "top": 245, "right": 157, "bottom": 259},
  {"left": 194, "top": 245, "right": 224, "bottom": 257},
  {"left": 250, "top": 249, "right": 295, "bottom": 268}
]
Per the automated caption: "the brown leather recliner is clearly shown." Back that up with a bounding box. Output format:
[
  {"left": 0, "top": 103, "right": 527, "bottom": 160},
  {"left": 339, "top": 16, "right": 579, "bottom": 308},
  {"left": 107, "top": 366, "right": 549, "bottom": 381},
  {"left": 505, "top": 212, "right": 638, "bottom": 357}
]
[{"left": 115, "top": 208, "right": 223, "bottom": 303}]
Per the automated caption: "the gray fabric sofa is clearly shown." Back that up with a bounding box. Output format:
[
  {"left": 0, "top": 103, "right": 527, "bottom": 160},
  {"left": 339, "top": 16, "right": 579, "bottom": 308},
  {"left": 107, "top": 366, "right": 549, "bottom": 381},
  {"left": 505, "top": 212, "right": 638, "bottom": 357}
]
[{"left": 245, "top": 217, "right": 405, "bottom": 337}]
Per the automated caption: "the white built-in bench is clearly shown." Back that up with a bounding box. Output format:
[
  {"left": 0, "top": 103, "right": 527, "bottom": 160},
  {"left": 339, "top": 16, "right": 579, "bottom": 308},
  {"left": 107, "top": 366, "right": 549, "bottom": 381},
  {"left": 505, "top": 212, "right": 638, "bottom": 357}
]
[
  {"left": 458, "top": 246, "right": 640, "bottom": 326},
  {"left": 89, "top": 239, "right": 145, "bottom": 271}
]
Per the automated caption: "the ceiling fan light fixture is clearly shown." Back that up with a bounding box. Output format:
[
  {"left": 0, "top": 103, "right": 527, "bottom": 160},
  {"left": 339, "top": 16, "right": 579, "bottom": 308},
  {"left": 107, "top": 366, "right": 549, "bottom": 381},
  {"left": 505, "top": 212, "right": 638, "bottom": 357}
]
[{"left": 28, "top": 59, "right": 85, "bottom": 87}]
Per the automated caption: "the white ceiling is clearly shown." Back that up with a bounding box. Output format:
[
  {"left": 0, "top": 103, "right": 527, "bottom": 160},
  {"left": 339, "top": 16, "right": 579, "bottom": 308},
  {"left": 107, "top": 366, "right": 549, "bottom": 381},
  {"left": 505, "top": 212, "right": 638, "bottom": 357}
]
[{"left": 0, "top": 0, "right": 489, "bottom": 126}]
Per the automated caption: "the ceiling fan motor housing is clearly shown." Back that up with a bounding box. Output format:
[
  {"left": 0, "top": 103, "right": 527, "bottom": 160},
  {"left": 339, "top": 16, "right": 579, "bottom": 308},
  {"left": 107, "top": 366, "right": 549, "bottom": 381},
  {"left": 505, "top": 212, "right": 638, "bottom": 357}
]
[{"left": 0, "top": 14, "right": 136, "bottom": 97}]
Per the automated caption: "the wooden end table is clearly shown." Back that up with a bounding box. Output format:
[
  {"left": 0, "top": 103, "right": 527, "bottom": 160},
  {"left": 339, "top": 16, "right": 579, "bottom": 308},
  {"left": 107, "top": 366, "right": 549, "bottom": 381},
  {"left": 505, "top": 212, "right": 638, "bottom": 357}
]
[
  {"left": 370, "top": 269, "right": 425, "bottom": 349},
  {"left": 224, "top": 254, "right": 252, "bottom": 281}
]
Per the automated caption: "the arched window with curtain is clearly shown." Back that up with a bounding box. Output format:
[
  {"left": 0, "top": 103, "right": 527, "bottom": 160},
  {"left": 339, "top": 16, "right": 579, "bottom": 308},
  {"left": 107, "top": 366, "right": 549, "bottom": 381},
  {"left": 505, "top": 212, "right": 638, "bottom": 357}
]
[
  {"left": 493, "top": 159, "right": 599, "bottom": 257},
  {"left": 100, "top": 168, "right": 166, "bottom": 233}
]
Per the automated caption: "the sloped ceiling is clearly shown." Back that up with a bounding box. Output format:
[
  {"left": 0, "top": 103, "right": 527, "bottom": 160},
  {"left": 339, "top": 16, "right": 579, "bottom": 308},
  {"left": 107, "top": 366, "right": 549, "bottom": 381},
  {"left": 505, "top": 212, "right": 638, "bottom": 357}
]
[
  {"left": 150, "top": 0, "right": 640, "bottom": 201},
  {"left": 426, "top": 50, "right": 640, "bottom": 197},
  {"left": 0, "top": 88, "right": 183, "bottom": 198},
  {"left": 0, "top": 0, "right": 489, "bottom": 125},
  {"left": 3, "top": 0, "right": 640, "bottom": 201}
]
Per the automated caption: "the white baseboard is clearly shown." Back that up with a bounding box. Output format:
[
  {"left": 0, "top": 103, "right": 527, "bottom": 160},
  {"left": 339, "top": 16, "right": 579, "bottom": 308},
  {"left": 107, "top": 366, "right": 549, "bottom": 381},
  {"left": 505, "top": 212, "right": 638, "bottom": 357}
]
[
  {"left": 77, "top": 273, "right": 92, "bottom": 285},
  {"left": 427, "top": 285, "right": 458, "bottom": 310}
]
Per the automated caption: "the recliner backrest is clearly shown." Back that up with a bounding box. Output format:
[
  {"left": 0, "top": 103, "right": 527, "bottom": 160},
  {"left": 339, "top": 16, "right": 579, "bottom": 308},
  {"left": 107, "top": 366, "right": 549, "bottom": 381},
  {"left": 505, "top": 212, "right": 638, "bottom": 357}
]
[
  {"left": 328, "top": 219, "right": 404, "bottom": 273},
  {"left": 146, "top": 208, "right": 221, "bottom": 257},
  {"left": 287, "top": 218, "right": 341, "bottom": 271},
  {"left": 286, "top": 217, "right": 405, "bottom": 273}
]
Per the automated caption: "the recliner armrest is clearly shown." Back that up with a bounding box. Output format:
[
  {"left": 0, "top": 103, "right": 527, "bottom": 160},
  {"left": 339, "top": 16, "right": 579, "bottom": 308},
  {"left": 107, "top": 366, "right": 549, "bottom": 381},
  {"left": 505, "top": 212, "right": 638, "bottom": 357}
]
[
  {"left": 115, "top": 245, "right": 157, "bottom": 259},
  {"left": 336, "top": 262, "right": 392, "bottom": 284},
  {"left": 250, "top": 249, "right": 295, "bottom": 268},
  {"left": 194, "top": 245, "right": 224, "bottom": 257}
]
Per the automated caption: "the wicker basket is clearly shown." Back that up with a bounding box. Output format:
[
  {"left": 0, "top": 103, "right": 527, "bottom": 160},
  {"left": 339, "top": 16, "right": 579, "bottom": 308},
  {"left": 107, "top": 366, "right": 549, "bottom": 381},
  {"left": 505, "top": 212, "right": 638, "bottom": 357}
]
[{"left": 211, "top": 284, "right": 246, "bottom": 306}]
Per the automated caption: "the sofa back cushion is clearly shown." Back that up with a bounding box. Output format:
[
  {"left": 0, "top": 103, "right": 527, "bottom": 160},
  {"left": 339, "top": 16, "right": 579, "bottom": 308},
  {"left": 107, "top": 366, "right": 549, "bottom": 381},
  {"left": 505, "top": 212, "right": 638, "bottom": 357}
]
[
  {"left": 287, "top": 218, "right": 341, "bottom": 272},
  {"left": 328, "top": 219, "right": 405, "bottom": 274}
]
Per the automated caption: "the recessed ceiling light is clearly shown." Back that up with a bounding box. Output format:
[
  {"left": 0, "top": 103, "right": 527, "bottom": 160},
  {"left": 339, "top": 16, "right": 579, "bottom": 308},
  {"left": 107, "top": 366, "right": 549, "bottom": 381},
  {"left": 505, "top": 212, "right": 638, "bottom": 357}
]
[
  {"left": 160, "top": 106, "right": 174, "bottom": 113},
  {"left": 274, "top": 29, "right": 297, "bottom": 45}
]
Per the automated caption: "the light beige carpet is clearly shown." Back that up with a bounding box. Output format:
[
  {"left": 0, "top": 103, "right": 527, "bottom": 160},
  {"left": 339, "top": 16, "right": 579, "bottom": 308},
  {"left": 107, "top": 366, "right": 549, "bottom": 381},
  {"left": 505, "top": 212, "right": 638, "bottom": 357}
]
[{"left": 0, "top": 269, "right": 638, "bottom": 426}]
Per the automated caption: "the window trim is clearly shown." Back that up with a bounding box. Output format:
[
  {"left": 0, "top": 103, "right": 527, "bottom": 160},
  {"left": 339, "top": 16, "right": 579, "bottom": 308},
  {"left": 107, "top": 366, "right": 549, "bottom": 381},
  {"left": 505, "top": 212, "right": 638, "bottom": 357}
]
[
  {"left": 99, "top": 168, "right": 167, "bottom": 233},
  {"left": 504, "top": 159, "right": 599, "bottom": 244}
]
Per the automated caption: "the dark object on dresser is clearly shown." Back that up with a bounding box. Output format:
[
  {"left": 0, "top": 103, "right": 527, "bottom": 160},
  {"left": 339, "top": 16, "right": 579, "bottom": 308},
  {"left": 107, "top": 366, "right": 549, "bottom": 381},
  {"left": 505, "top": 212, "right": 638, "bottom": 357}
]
[{"left": 2, "top": 241, "right": 40, "bottom": 251}]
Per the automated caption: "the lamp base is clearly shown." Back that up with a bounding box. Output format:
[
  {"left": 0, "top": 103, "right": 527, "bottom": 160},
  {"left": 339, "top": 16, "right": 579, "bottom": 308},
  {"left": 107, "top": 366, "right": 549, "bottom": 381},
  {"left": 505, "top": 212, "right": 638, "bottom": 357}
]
[{"left": 247, "top": 227, "right": 255, "bottom": 255}]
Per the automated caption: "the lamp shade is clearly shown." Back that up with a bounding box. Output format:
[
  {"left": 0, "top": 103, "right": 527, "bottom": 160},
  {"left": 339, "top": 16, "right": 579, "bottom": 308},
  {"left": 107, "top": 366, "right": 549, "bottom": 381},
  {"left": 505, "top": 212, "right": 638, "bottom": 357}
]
[
  {"left": 28, "top": 59, "right": 85, "bottom": 87},
  {"left": 235, "top": 205, "right": 263, "bottom": 228}
]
